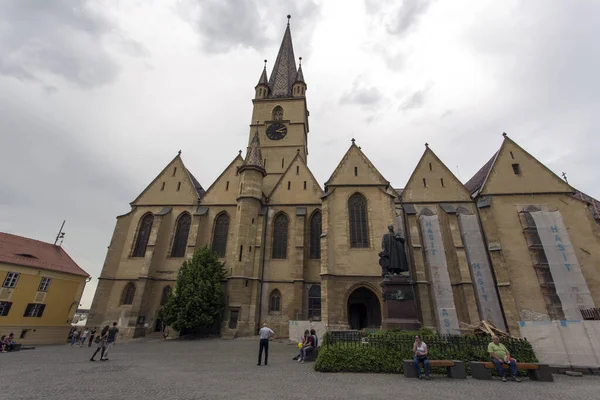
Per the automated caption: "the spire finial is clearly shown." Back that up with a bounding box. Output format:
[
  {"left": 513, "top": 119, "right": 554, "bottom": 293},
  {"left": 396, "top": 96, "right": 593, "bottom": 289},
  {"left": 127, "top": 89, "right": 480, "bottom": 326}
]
[
  {"left": 239, "top": 150, "right": 242, "bottom": 155},
  {"left": 287, "top": 15, "right": 291, "bottom": 26},
  {"left": 178, "top": 149, "right": 182, "bottom": 156},
  {"left": 351, "top": 138, "right": 356, "bottom": 144},
  {"left": 502, "top": 132, "right": 508, "bottom": 137},
  {"left": 264, "top": 59, "right": 267, "bottom": 69},
  {"left": 425, "top": 143, "right": 429, "bottom": 148},
  {"left": 562, "top": 172, "right": 569, "bottom": 183},
  {"left": 299, "top": 57, "right": 302, "bottom": 66}
]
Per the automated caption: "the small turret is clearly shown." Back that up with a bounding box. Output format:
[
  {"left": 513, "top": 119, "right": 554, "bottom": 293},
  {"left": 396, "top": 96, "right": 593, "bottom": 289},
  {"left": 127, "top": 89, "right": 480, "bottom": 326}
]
[
  {"left": 292, "top": 57, "right": 306, "bottom": 97},
  {"left": 255, "top": 60, "right": 269, "bottom": 100}
]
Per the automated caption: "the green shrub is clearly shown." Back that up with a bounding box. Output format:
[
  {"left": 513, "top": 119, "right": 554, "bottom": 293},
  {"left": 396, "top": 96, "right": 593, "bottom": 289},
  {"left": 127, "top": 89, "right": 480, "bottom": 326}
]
[{"left": 315, "top": 331, "right": 538, "bottom": 375}]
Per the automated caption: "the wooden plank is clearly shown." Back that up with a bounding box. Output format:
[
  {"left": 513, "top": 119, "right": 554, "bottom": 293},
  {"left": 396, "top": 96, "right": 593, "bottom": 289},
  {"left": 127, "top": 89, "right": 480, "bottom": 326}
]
[
  {"left": 483, "top": 362, "right": 539, "bottom": 370},
  {"left": 429, "top": 360, "right": 455, "bottom": 367}
]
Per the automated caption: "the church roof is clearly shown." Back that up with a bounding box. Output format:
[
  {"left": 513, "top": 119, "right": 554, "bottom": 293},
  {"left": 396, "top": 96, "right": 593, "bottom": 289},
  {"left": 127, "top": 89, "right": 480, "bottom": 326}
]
[
  {"left": 465, "top": 151, "right": 499, "bottom": 195},
  {"left": 295, "top": 64, "right": 305, "bottom": 84},
  {"left": 256, "top": 66, "right": 269, "bottom": 87},
  {"left": 186, "top": 169, "right": 206, "bottom": 199},
  {"left": 240, "top": 131, "right": 266, "bottom": 175},
  {"left": 268, "top": 22, "right": 297, "bottom": 98}
]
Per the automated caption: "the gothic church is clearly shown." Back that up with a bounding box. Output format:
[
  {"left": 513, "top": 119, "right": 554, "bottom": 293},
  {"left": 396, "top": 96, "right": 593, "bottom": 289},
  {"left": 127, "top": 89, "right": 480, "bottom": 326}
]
[{"left": 88, "top": 20, "right": 600, "bottom": 339}]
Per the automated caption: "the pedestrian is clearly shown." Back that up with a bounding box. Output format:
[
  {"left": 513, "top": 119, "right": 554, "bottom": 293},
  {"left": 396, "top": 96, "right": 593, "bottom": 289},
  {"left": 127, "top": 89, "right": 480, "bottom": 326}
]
[
  {"left": 90, "top": 325, "right": 109, "bottom": 362},
  {"left": 70, "top": 329, "right": 79, "bottom": 347},
  {"left": 101, "top": 322, "right": 119, "bottom": 361},
  {"left": 413, "top": 335, "right": 430, "bottom": 380},
  {"left": 88, "top": 327, "right": 97, "bottom": 347},
  {"left": 80, "top": 328, "right": 89, "bottom": 347},
  {"left": 257, "top": 323, "right": 276, "bottom": 366}
]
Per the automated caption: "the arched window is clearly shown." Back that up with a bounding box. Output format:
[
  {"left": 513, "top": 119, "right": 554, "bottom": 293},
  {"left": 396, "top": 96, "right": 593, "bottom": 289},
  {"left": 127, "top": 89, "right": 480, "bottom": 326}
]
[
  {"left": 420, "top": 208, "right": 434, "bottom": 217},
  {"left": 308, "top": 285, "right": 321, "bottom": 320},
  {"left": 122, "top": 282, "right": 136, "bottom": 305},
  {"left": 212, "top": 212, "right": 230, "bottom": 258},
  {"left": 310, "top": 210, "right": 322, "bottom": 259},
  {"left": 272, "top": 106, "right": 283, "bottom": 121},
  {"left": 132, "top": 213, "right": 154, "bottom": 257},
  {"left": 160, "top": 286, "right": 172, "bottom": 306},
  {"left": 272, "top": 213, "right": 289, "bottom": 259},
  {"left": 348, "top": 193, "right": 369, "bottom": 248},
  {"left": 269, "top": 289, "right": 281, "bottom": 312},
  {"left": 171, "top": 213, "right": 191, "bottom": 258},
  {"left": 456, "top": 206, "right": 471, "bottom": 215}
]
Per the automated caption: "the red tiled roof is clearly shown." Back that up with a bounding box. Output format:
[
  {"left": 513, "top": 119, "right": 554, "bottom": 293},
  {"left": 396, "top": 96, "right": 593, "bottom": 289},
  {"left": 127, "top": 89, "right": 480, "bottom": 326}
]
[
  {"left": 0, "top": 232, "right": 89, "bottom": 277},
  {"left": 465, "top": 152, "right": 498, "bottom": 195}
]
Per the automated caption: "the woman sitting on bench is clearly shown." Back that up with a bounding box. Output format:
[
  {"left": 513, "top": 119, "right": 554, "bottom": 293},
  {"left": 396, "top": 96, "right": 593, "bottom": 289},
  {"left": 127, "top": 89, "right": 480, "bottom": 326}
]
[{"left": 413, "top": 335, "right": 430, "bottom": 380}]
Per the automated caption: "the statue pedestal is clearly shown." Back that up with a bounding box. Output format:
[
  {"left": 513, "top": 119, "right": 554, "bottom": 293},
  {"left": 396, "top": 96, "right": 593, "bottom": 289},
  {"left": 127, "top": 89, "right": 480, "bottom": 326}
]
[{"left": 380, "top": 275, "right": 421, "bottom": 331}]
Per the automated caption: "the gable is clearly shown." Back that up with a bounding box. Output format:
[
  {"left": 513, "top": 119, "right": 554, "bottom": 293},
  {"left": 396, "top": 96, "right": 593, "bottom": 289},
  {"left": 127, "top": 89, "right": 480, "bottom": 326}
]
[
  {"left": 482, "top": 137, "right": 573, "bottom": 195},
  {"left": 402, "top": 147, "right": 471, "bottom": 203},
  {"left": 131, "top": 155, "right": 202, "bottom": 206},
  {"left": 201, "top": 155, "right": 244, "bottom": 205},
  {"left": 268, "top": 154, "right": 323, "bottom": 204},
  {"left": 325, "top": 144, "right": 389, "bottom": 187}
]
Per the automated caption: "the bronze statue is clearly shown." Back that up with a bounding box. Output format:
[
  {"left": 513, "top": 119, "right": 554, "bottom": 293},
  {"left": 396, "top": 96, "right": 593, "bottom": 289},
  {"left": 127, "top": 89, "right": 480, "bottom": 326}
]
[{"left": 379, "top": 224, "right": 410, "bottom": 276}]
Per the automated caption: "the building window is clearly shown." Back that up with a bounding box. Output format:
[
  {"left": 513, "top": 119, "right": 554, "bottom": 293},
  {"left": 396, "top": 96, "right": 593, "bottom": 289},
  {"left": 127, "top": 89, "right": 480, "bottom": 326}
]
[
  {"left": 310, "top": 210, "right": 322, "bottom": 259},
  {"left": 38, "top": 277, "right": 51, "bottom": 292},
  {"left": 348, "top": 193, "right": 369, "bottom": 248},
  {"left": 269, "top": 290, "right": 281, "bottom": 312},
  {"left": 23, "top": 303, "right": 46, "bottom": 318},
  {"left": 160, "top": 286, "right": 172, "bottom": 306},
  {"left": 354, "top": 167, "right": 358, "bottom": 176},
  {"left": 423, "top": 178, "right": 427, "bottom": 188},
  {"left": 296, "top": 166, "right": 299, "bottom": 175},
  {"left": 122, "top": 282, "right": 136, "bottom": 305},
  {"left": 441, "top": 178, "right": 445, "bottom": 187},
  {"left": 510, "top": 151, "right": 515, "bottom": 159},
  {"left": 308, "top": 285, "right": 321, "bottom": 320},
  {"left": 212, "top": 212, "right": 230, "bottom": 258},
  {"left": 304, "top": 181, "right": 307, "bottom": 190},
  {"left": 2, "top": 272, "right": 20, "bottom": 288},
  {"left": 173, "top": 167, "right": 177, "bottom": 176},
  {"left": 429, "top": 162, "right": 432, "bottom": 171},
  {"left": 0, "top": 301, "right": 12, "bottom": 317},
  {"left": 272, "top": 106, "right": 283, "bottom": 121},
  {"left": 161, "top": 182, "right": 165, "bottom": 191},
  {"left": 512, "top": 163, "right": 521, "bottom": 175},
  {"left": 226, "top": 181, "right": 230, "bottom": 191},
  {"left": 132, "top": 213, "right": 154, "bottom": 257},
  {"left": 228, "top": 308, "right": 239, "bottom": 329},
  {"left": 287, "top": 181, "right": 291, "bottom": 190},
  {"left": 272, "top": 213, "right": 289, "bottom": 259},
  {"left": 177, "top": 182, "right": 181, "bottom": 191},
  {"left": 171, "top": 213, "right": 191, "bottom": 258}
]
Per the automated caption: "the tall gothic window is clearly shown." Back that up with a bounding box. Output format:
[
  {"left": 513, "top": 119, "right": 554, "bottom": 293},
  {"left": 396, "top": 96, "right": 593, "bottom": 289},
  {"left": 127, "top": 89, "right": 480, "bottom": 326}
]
[
  {"left": 132, "top": 213, "right": 154, "bottom": 257},
  {"left": 310, "top": 210, "right": 322, "bottom": 259},
  {"left": 269, "top": 289, "right": 281, "bottom": 312},
  {"left": 272, "top": 213, "right": 289, "bottom": 259},
  {"left": 272, "top": 106, "right": 283, "bottom": 121},
  {"left": 212, "top": 212, "right": 230, "bottom": 258},
  {"left": 122, "top": 282, "right": 136, "bottom": 305},
  {"left": 160, "top": 286, "right": 172, "bottom": 306},
  {"left": 308, "top": 285, "right": 321, "bottom": 320},
  {"left": 348, "top": 193, "right": 369, "bottom": 248},
  {"left": 171, "top": 213, "right": 191, "bottom": 257}
]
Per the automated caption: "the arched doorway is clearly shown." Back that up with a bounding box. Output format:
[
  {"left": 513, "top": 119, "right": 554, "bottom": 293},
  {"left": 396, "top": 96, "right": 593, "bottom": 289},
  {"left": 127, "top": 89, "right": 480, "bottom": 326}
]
[{"left": 347, "top": 286, "right": 382, "bottom": 330}]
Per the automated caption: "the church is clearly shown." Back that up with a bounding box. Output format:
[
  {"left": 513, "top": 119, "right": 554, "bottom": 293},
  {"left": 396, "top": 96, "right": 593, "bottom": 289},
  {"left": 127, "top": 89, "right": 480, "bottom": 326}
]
[{"left": 88, "top": 19, "right": 600, "bottom": 339}]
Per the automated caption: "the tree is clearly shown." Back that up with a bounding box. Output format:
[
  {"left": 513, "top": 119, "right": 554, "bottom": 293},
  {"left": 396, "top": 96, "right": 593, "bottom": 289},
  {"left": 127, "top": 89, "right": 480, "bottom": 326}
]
[{"left": 159, "top": 246, "right": 226, "bottom": 332}]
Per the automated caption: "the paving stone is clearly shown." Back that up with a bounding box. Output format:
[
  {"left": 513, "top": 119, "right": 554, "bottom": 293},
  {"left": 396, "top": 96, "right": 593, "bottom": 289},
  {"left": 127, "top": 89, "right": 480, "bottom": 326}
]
[{"left": 2, "top": 338, "right": 600, "bottom": 400}]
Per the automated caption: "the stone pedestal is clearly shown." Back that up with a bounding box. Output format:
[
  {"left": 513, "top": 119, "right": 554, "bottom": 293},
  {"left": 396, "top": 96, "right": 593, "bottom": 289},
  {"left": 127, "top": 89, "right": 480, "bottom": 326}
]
[{"left": 380, "top": 275, "right": 421, "bottom": 331}]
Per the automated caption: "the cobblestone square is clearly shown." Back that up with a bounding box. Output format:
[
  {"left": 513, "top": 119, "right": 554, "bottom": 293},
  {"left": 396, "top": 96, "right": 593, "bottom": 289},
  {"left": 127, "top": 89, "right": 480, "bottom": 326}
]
[{"left": 2, "top": 338, "right": 600, "bottom": 400}]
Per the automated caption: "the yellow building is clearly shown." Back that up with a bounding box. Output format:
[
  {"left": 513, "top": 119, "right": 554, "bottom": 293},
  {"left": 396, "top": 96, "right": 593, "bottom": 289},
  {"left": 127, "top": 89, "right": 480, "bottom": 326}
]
[
  {"left": 0, "top": 232, "right": 89, "bottom": 345},
  {"left": 88, "top": 18, "right": 600, "bottom": 339}
]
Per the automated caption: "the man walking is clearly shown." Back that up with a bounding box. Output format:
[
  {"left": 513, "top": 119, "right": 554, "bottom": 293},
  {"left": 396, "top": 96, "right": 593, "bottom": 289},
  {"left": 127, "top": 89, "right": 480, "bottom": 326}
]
[
  {"left": 102, "top": 322, "right": 119, "bottom": 361},
  {"left": 488, "top": 336, "right": 521, "bottom": 382},
  {"left": 88, "top": 327, "right": 97, "bottom": 347},
  {"left": 257, "top": 323, "right": 275, "bottom": 366}
]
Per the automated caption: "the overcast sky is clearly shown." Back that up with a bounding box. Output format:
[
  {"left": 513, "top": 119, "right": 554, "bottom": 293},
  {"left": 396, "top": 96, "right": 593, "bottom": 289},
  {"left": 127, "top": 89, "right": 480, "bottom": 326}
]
[{"left": 2, "top": 0, "right": 599, "bottom": 308}]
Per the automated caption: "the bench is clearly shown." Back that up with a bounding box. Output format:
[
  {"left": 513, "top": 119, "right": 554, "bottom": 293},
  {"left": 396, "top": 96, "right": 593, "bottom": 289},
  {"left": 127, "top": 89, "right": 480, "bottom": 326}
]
[
  {"left": 404, "top": 360, "right": 466, "bottom": 379},
  {"left": 304, "top": 347, "right": 320, "bottom": 362},
  {"left": 470, "top": 361, "right": 553, "bottom": 382}
]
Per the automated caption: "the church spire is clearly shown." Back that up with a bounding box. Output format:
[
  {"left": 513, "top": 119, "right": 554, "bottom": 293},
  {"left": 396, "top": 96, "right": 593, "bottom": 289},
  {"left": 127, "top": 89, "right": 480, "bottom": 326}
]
[
  {"left": 240, "top": 126, "right": 266, "bottom": 176},
  {"left": 256, "top": 59, "right": 268, "bottom": 87},
  {"left": 268, "top": 15, "right": 297, "bottom": 98},
  {"left": 295, "top": 57, "right": 305, "bottom": 83}
]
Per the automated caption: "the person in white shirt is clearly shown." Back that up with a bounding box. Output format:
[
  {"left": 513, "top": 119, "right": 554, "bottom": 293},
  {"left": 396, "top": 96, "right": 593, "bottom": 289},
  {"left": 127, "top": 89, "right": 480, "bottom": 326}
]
[
  {"left": 257, "top": 323, "right": 276, "bottom": 366},
  {"left": 413, "top": 335, "right": 430, "bottom": 379},
  {"left": 80, "top": 328, "right": 89, "bottom": 347}
]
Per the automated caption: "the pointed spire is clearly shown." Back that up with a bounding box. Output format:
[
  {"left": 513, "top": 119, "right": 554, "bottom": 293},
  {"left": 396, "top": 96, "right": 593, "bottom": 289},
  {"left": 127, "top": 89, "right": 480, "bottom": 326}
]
[
  {"left": 268, "top": 16, "right": 297, "bottom": 97},
  {"left": 256, "top": 59, "right": 269, "bottom": 87},
  {"left": 295, "top": 57, "right": 305, "bottom": 83},
  {"left": 240, "top": 123, "right": 266, "bottom": 176}
]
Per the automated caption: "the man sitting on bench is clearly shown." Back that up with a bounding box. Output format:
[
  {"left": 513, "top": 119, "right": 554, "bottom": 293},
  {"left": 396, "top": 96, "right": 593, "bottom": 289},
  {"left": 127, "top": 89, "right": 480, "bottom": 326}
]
[{"left": 488, "top": 336, "right": 521, "bottom": 382}]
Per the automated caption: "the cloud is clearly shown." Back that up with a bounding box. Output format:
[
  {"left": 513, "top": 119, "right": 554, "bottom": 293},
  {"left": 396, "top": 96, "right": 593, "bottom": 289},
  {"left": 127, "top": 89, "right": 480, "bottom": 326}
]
[
  {"left": 0, "top": 0, "right": 145, "bottom": 88},
  {"left": 386, "top": 0, "right": 433, "bottom": 37},
  {"left": 340, "top": 76, "right": 383, "bottom": 107},
  {"left": 399, "top": 84, "right": 433, "bottom": 110}
]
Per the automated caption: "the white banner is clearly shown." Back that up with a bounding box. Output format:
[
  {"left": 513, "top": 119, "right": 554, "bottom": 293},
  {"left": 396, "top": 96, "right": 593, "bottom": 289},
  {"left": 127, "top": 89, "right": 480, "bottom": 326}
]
[
  {"left": 458, "top": 214, "right": 506, "bottom": 331},
  {"left": 530, "top": 211, "right": 595, "bottom": 320},
  {"left": 420, "top": 215, "right": 460, "bottom": 334}
]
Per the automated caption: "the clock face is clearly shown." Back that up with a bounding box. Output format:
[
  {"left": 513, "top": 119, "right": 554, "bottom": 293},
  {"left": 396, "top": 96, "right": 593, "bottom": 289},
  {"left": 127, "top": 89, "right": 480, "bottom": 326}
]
[{"left": 266, "top": 123, "right": 287, "bottom": 140}]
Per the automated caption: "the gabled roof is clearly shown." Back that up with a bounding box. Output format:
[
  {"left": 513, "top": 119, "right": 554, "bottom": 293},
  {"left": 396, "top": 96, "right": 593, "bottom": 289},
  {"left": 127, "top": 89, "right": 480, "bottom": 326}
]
[
  {"left": 572, "top": 190, "right": 600, "bottom": 220},
  {"left": 268, "top": 23, "right": 297, "bottom": 98},
  {"left": 325, "top": 140, "right": 390, "bottom": 187},
  {"left": 186, "top": 169, "right": 206, "bottom": 198},
  {"left": 465, "top": 151, "right": 498, "bottom": 195},
  {"left": 0, "top": 232, "right": 89, "bottom": 277},
  {"left": 200, "top": 153, "right": 243, "bottom": 198},
  {"left": 268, "top": 151, "right": 323, "bottom": 200}
]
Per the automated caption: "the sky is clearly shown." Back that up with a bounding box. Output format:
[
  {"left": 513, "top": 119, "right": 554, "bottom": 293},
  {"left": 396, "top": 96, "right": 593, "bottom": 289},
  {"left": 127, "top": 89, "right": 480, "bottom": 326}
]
[{"left": 1, "top": 0, "right": 599, "bottom": 308}]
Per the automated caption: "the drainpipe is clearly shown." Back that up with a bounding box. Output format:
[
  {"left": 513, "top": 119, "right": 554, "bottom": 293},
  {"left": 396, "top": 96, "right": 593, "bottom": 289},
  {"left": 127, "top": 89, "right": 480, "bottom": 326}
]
[{"left": 256, "top": 205, "right": 269, "bottom": 334}]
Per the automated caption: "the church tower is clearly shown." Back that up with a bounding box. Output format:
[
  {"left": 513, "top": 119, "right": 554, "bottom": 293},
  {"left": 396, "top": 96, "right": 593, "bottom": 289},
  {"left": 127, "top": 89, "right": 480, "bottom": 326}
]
[{"left": 250, "top": 16, "right": 310, "bottom": 193}]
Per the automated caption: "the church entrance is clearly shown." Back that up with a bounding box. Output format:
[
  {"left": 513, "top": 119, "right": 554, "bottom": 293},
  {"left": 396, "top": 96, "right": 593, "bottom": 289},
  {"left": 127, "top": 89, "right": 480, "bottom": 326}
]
[{"left": 347, "top": 287, "right": 381, "bottom": 330}]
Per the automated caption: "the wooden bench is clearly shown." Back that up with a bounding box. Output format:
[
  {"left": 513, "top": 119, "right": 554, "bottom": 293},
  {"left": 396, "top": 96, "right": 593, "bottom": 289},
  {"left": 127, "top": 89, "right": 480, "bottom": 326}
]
[
  {"left": 404, "top": 359, "right": 466, "bottom": 379},
  {"left": 470, "top": 361, "right": 553, "bottom": 381}
]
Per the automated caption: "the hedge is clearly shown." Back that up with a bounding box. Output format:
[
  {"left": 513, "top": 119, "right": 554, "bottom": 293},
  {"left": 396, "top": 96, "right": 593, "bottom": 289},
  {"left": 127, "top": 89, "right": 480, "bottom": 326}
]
[{"left": 315, "top": 331, "right": 538, "bottom": 375}]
